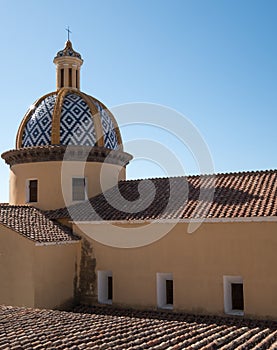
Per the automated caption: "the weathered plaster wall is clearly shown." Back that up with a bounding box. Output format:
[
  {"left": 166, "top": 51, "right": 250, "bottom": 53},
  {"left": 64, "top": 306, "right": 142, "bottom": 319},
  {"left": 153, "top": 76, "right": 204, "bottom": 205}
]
[
  {"left": 74, "top": 220, "right": 277, "bottom": 319},
  {"left": 34, "top": 242, "right": 80, "bottom": 309},
  {"left": 75, "top": 238, "right": 97, "bottom": 305}
]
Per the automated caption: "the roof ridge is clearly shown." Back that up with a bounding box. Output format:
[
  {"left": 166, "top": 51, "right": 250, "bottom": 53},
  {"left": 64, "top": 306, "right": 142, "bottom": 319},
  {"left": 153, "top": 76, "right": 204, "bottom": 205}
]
[{"left": 119, "top": 168, "right": 277, "bottom": 184}]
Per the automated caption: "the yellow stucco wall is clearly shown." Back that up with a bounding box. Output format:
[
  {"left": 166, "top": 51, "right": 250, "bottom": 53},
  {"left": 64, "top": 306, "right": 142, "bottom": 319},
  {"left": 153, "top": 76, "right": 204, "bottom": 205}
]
[
  {"left": 34, "top": 242, "right": 80, "bottom": 309},
  {"left": 75, "top": 220, "right": 277, "bottom": 319},
  {"left": 0, "top": 224, "right": 80, "bottom": 309},
  {"left": 9, "top": 161, "right": 126, "bottom": 210},
  {"left": 0, "top": 224, "right": 35, "bottom": 307}
]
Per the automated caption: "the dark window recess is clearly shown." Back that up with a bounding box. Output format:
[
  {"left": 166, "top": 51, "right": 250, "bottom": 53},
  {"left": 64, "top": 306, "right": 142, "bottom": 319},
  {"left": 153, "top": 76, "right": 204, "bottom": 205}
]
[
  {"left": 76, "top": 70, "right": 79, "bottom": 89},
  {"left": 232, "top": 283, "right": 244, "bottom": 310},
  {"left": 108, "top": 276, "right": 113, "bottom": 300},
  {"left": 166, "top": 279, "right": 173, "bottom": 305},
  {"left": 29, "top": 180, "right": 38, "bottom": 202},
  {"left": 60, "top": 69, "right": 64, "bottom": 88},
  {"left": 69, "top": 68, "right": 72, "bottom": 86},
  {"left": 72, "top": 178, "right": 86, "bottom": 201}
]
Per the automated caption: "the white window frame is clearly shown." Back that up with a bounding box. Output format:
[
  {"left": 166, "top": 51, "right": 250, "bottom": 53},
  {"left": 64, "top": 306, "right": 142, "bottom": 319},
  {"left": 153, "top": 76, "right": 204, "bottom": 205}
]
[
  {"left": 156, "top": 272, "right": 173, "bottom": 310},
  {"left": 97, "top": 270, "right": 113, "bottom": 305},
  {"left": 72, "top": 177, "right": 88, "bottom": 202},
  {"left": 26, "top": 178, "right": 38, "bottom": 203},
  {"left": 223, "top": 275, "right": 244, "bottom": 316}
]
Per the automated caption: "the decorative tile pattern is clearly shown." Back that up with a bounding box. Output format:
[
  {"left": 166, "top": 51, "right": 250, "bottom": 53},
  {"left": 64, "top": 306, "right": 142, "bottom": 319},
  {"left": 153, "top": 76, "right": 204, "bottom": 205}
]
[
  {"left": 94, "top": 101, "right": 119, "bottom": 149},
  {"left": 60, "top": 93, "right": 97, "bottom": 146},
  {"left": 21, "top": 93, "right": 119, "bottom": 149},
  {"left": 22, "top": 94, "right": 57, "bottom": 147}
]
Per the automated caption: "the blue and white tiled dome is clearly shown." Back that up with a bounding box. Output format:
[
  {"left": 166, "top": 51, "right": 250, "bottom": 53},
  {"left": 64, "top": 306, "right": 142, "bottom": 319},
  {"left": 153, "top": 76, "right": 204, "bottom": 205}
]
[{"left": 17, "top": 89, "right": 121, "bottom": 150}]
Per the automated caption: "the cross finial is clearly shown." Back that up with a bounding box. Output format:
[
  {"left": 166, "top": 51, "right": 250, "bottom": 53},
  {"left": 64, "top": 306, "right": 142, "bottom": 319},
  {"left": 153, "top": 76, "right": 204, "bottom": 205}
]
[{"left": 66, "top": 26, "right": 72, "bottom": 41}]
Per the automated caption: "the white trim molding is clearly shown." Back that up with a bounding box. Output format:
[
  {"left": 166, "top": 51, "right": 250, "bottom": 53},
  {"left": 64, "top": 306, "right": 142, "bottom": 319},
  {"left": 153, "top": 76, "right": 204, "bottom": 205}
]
[
  {"left": 97, "top": 270, "right": 113, "bottom": 305},
  {"left": 223, "top": 275, "right": 244, "bottom": 316},
  {"left": 73, "top": 216, "right": 277, "bottom": 225},
  {"left": 157, "top": 272, "right": 173, "bottom": 310},
  {"left": 35, "top": 240, "right": 79, "bottom": 246}
]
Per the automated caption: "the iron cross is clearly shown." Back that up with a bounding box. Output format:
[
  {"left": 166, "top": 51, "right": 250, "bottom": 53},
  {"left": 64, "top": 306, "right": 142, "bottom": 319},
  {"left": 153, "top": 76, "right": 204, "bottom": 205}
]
[{"left": 66, "top": 26, "right": 72, "bottom": 41}]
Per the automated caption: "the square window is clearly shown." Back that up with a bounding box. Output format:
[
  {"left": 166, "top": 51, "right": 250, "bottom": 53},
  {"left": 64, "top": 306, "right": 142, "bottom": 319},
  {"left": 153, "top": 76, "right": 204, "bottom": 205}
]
[
  {"left": 166, "top": 280, "right": 173, "bottom": 305},
  {"left": 231, "top": 283, "right": 244, "bottom": 311},
  {"left": 98, "top": 271, "right": 113, "bottom": 305},
  {"left": 27, "top": 179, "right": 38, "bottom": 203},
  {"left": 72, "top": 178, "right": 87, "bottom": 201},
  {"left": 157, "top": 273, "right": 173, "bottom": 309},
  {"left": 223, "top": 276, "right": 244, "bottom": 316},
  {"left": 108, "top": 276, "right": 113, "bottom": 301}
]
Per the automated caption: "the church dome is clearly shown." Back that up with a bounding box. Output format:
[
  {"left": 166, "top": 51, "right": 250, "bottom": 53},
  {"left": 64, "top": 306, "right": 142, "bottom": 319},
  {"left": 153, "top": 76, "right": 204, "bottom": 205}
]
[
  {"left": 15, "top": 40, "right": 122, "bottom": 151},
  {"left": 16, "top": 88, "right": 121, "bottom": 150},
  {"left": 1, "top": 37, "right": 132, "bottom": 212}
]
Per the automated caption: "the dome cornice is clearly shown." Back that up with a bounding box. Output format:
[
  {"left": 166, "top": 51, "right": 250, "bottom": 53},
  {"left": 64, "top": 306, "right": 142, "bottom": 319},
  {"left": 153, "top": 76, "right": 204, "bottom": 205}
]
[{"left": 2, "top": 145, "right": 132, "bottom": 167}]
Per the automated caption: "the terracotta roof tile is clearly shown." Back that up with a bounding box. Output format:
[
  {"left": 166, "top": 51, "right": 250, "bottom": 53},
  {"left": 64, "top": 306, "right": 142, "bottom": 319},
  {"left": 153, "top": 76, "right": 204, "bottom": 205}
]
[
  {"left": 0, "top": 204, "right": 79, "bottom": 243},
  {"left": 46, "top": 169, "right": 277, "bottom": 221},
  {"left": 0, "top": 305, "right": 276, "bottom": 349}
]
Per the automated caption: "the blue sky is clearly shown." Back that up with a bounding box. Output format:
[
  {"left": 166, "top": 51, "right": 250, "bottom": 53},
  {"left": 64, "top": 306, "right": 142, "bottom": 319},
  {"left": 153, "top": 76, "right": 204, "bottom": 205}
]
[{"left": 0, "top": 0, "right": 276, "bottom": 202}]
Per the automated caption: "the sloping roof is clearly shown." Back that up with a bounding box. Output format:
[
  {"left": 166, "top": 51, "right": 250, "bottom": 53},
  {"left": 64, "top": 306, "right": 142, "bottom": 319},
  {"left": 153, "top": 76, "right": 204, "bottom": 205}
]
[
  {"left": 46, "top": 169, "right": 277, "bottom": 221},
  {"left": 0, "top": 204, "right": 79, "bottom": 243},
  {"left": 0, "top": 305, "right": 276, "bottom": 349}
]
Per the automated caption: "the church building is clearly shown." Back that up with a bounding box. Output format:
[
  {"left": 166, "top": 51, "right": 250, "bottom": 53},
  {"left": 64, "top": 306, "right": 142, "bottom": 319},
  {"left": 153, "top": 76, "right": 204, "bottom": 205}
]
[{"left": 0, "top": 40, "right": 276, "bottom": 320}]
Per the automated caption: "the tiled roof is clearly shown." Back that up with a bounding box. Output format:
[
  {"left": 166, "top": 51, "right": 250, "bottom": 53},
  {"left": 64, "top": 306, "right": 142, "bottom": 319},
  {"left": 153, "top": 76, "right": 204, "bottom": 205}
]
[
  {"left": 46, "top": 169, "right": 277, "bottom": 221},
  {"left": 0, "top": 305, "right": 276, "bottom": 349},
  {"left": 0, "top": 204, "right": 79, "bottom": 243}
]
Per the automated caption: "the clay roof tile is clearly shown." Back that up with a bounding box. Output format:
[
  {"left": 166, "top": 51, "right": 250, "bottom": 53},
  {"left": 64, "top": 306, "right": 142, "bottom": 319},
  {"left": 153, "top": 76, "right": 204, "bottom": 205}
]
[
  {"left": 46, "top": 169, "right": 277, "bottom": 222},
  {"left": 0, "top": 204, "right": 79, "bottom": 243}
]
